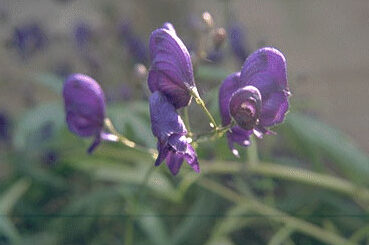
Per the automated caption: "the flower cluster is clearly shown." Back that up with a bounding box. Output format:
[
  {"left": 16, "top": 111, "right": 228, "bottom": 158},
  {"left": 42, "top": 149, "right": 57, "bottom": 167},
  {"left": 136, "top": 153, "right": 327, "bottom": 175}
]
[
  {"left": 62, "top": 20, "right": 290, "bottom": 176},
  {"left": 148, "top": 23, "right": 199, "bottom": 175}
]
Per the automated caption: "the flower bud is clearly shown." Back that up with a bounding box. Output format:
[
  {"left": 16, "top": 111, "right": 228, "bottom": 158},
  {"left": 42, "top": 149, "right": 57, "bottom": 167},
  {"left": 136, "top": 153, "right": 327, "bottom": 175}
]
[
  {"left": 201, "top": 12, "right": 214, "bottom": 29},
  {"left": 63, "top": 74, "right": 105, "bottom": 143},
  {"left": 212, "top": 27, "right": 227, "bottom": 49},
  {"left": 229, "top": 86, "right": 262, "bottom": 130}
]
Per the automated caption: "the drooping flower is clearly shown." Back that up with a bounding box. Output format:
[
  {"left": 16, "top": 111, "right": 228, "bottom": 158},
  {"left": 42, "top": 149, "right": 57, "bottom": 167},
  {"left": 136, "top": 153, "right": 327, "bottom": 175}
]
[
  {"left": 228, "top": 23, "right": 249, "bottom": 64},
  {"left": 63, "top": 73, "right": 106, "bottom": 153},
  {"left": 148, "top": 22, "right": 196, "bottom": 109},
  {"left": 219, "top": 47, "right": 290, "bottom": 156},
  {"left": 149, "top": 91, "right": 199, "bottom": 175}
]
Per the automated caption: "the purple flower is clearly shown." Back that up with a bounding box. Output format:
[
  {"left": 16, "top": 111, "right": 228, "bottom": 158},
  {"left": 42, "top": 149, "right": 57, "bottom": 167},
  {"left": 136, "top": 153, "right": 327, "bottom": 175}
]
[
  {"left": 63, "top": 74, "right": 106, "bottom": 153},
  {"left": 119, "top": 22, "right": 148, "bottom": 64},
  {"left": 219, "top": 47, "right": 290, "bottom": 156},
  {"left": 149, "top": 91, "right": 199, "bottom": 175},
  {"left": 228, "top": 23, "right": 249, "bottom": 63},
  {"left": 12, "top": 23, "right": 47, "bottom": 58},
  {"left": 148, "top": 23, "right": 196, "bottom": 109}
]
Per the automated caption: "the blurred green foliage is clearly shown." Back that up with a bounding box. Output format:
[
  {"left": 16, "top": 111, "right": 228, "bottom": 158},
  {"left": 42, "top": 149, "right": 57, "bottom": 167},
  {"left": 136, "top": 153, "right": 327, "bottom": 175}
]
[{"left": 1, "top": 68, "right": 368, "bottom": 245}]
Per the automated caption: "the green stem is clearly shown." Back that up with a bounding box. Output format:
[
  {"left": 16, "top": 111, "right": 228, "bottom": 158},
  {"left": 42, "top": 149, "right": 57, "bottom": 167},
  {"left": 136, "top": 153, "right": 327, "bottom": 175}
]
[
  {"left": 193, "top": 122, "right": 234, "bottom": 143},
  {"left": 200, "top": 161, "right": 369, "bottom": 204},
  {"left": 183, "top": 107, "right": 192, "bottom": 137},
  {"left": 198, "top": 177, "right": 355, "bottom": 245},
  {"left": 104, "top": 118, "right": 157, "bottom": 159},
  {"left": 189, "top": 87, "right": 218, "bottom": 129},
  {"left": 246, "top": 135, "right": 259, "bottom": 166}
]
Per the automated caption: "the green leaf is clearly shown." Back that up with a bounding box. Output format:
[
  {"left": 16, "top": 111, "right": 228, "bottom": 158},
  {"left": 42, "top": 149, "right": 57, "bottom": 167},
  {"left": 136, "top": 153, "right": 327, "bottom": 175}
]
[
  {"left": 196, "top": 65, "right": 230, "bottom": 82},
  {"left": 31, "top": 73, "right": 63, "bottom": 94},
  {"left": 136, "top": 205, "right": 170, "bottom": 245},
  {"left": 0, "top": 178, "right": 31, "bottom": 214},
  {"left": 284, "top": 112, "right": 369, "bottom": 184}
]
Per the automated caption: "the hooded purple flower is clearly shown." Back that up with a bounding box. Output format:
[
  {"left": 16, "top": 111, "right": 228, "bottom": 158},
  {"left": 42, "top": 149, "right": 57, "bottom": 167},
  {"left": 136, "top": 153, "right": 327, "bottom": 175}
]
[
  {"left": 63, "top": 73, "right": 106, "bottom": 153},
  {"left": 149, "top": 91, "right": 199, "bottom": 175},
  {"left": 148, "top": 23, "right": 195, "bottom": 109},
  {"left": 219, "top": 47, "right": 290, "bottom": 156}
]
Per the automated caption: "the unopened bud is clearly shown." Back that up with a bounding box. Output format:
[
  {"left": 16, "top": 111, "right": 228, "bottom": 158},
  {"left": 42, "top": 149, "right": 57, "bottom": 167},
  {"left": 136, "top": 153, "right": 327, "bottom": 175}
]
[
  {"left": 213, "top": 27, "right": 227, "bottom": 49},
  {"left": 201, "top": 12, "right": 213, "bottom": 29},
  {"left": 134, "top": 63, "right": 147, "bottom": 80}
]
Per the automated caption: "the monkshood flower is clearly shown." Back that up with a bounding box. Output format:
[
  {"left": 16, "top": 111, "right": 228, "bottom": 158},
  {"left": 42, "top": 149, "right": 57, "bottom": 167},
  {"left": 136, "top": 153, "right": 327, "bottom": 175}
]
[
  {"left": 149, "top": 91, "right": 199, "bottom": 175},
  {"left": 63, "top": 74, "right": 111, "bottom": 153},
  {"left": 228, "top": 23, "right": 249, "bottom": 63},
  {"left": 219, "top": 47, "right": 290, "bottom": 156},
  {"left": 119, "top": 22, "right": 148, "bottom": 64},
  {"left": 148, "top": 22, "right": 196, "bottom": 109},
  {"left": 12, "top": 23, "right": 47, "bottom": 58}
]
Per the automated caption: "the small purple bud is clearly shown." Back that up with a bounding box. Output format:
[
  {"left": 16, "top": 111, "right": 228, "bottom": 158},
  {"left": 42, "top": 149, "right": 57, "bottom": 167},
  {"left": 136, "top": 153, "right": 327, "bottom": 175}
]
[
  {"left": 148, "top": 23, "right": 195, "bottom": 109},
  {"left": 63, "top": 74, "right": 106, "bottom": 153},
  {"left": 229, "top": 86, "right": 262, "bottom": 130}
]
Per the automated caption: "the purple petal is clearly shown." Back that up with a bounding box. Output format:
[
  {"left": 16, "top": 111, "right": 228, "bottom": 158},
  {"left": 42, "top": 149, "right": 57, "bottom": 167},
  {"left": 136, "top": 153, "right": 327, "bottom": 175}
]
[
  {"left": 228, "top": 23, "right": 249, "bottom": 63},
  {"left": 155, "top": 142, "right": 169, "bottom": 166},
  {"left": 226, "top": 126, "right": 253, "bottom": 157},
  {"left": 148, "top": 70, "right": 192, "bottom": 108},
  {"left": 240, "top": 47, "right": 288, "bottom": 98},
  {"left": 162, "top": 22, "right": 176, "bottom": 33},
  {"left": 63, "top": 74, "right": 105, "bottom": 138},
  {"left": 259, "top": 91, "right": 289, "bottom": 127},
  {"left": 168, "top": 134, "right": 188, "bottom": 152},
  {"left": 218, "top": 72, "right": 241, "bottom": 126},
  {"left": 87, "top": 135, "right": 101, "bottom": 154},
  {"left": 149, "top": 91, "right": 187, "bottom": 143},
  {"left": 229, "top": 86, "right": 262, "bottom": 130},
  {"left": 166, "top": 151, "right": 184, "bottom": 175},
  {"left": 148, "top": 24, "right": 194, "bottom": 109},
  {"left": 184, "top": 144, "right": 200, "bottom": 173}
]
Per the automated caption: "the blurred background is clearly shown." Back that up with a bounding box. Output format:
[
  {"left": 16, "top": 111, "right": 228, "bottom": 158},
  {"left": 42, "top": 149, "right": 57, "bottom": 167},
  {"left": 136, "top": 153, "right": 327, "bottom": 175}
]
[{"left": 0, "top": 0, "right": 368, "bottom": 244}]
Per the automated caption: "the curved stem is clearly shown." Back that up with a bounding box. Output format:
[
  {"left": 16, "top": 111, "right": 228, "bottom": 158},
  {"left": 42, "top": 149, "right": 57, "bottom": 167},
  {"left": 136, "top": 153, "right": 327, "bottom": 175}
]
[
  {"left": 198, "top": 177, "right": 355, "bottom": 245},
  {"left": 104, "top": 118, "right": 157, "bottom": 159},
  {"left": 246, "top": 135, "right": 259, "bottom": 166},
  {"left": 183, "top": 107, "right": 192, "bottom": 137},
  {"left": 189, "top": 87, "right": 218, "bottom": 129}
]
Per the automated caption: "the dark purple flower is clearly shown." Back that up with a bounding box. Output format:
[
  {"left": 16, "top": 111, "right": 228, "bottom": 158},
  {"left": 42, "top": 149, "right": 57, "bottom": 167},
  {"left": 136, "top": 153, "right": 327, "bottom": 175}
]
[
  {"left": 219, "top": 47, "right": 290, "bottom": 156},
  {"left": 12, "top": 23, "right": 47, "bottom": 58},
  {"left": 149, "top": 91, "right": 199, "bottom": 175},
  {"left": 228, "top": 23, "right": 249, "bottom": 63},
  {"left": 119, "top": 22, "right": 148, "bottom": 64},
  {"left": 148, "top": 23, "right": 196, "bottom": 109},
  {"left": 63, "top": 74, "right": 106, "bottom": 153}
]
